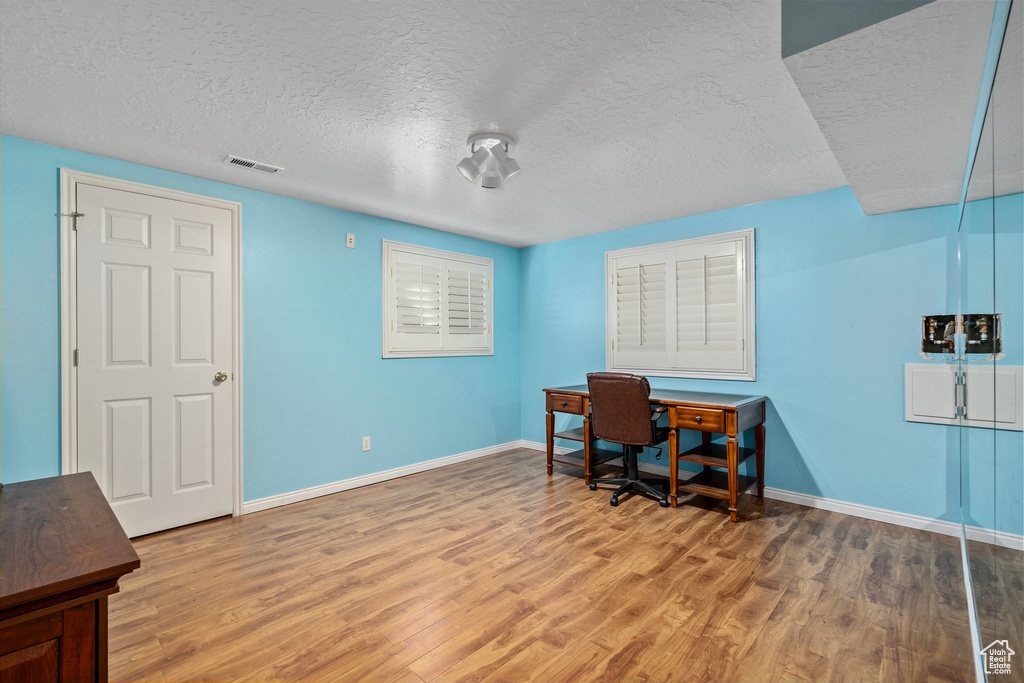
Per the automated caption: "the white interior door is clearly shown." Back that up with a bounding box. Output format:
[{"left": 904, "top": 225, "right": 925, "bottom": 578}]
[{"left": 75, "top": 182, "right": 234, "bottom": 537}]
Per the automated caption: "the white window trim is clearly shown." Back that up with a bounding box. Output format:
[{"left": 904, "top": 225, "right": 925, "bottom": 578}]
[
  {"left": 382, "top": 240, "right": 494, "bottom": 358},
  {"left": 605, "top": 228, "right": 756, "bottom": 381}
]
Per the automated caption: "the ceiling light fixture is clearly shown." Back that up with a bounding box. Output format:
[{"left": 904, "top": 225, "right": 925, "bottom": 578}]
[{"left": 456, "top": 133, "right": 520, "bottom": 189}]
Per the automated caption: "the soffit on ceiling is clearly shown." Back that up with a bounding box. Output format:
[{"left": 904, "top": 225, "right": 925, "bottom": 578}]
[
  {"left": 967, "top": 0, "right": 1023, "bottom": 202},
  {"left": 1, "top": 0, "right": 847, "bottom": 247},
  {"left": 784, "top": 0, "right": 996, "bottom": 216}
]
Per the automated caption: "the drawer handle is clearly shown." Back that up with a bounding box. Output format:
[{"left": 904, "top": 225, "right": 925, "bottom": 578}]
[
  {"left": 694, "top": 415, "right": 702, "bottom": 424},
  {"left": 561, "top": 401, "right": 568, "bottom": 407}
]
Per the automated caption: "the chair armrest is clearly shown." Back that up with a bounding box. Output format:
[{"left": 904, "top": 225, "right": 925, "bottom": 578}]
[{"left": 651, "top": 406, "right": 667, "bottom": 421}]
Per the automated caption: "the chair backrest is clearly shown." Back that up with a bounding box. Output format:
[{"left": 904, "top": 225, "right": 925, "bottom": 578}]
[{"left": 586, "top": 372, "right": 657, "bottom": 446}]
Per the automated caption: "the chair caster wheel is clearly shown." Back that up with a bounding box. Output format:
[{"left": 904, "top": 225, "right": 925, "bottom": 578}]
[
  {"left": 589, "top": 483, "right": 597, "bottom": 491},
  {"left": 659, "top": 499, "right": 669, "bottom": 508},
  {"left": 610, "top": 497, "right": 619, "bottom": 507}
]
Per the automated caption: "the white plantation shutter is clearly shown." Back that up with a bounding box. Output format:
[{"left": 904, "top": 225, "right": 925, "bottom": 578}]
[
  {"left": 607, "top": 229, "right": 754, "bottom": 380},
  {"left": 613, "top": 255, "right": 668, "bottom": 368},
  {"left": 674, "top": 240, "right": 744, "bottom": 371},
  {"left": 393, "top": 257, "right": 441, "bottom": 343},
  {"left": 446, "top": 263, "right": 490, "bottom": 349},
  {"left": 675, "top": 257, "right": 706, "bottom": 347},
  {"left": 384, "top": 242, "right": 493, "bottom": 357},
  {"left": 705, "top": 254, "right": 739, "bottom": 349}
]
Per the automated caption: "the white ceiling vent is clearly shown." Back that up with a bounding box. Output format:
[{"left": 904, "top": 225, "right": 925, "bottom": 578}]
[{"left": 225, "top": 155, "right": 283, "bottom": 174}]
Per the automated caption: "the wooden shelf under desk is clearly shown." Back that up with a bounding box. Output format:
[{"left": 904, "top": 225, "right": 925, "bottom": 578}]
[
  {"left": 677, "top": 470, "right": 759, "bottom": 500},
  {"left": 544, "top": 384, "right": 766, "bottom": 522},
  {"left": 553, "top": 427, "right": 586, "bottom": 442},
  {"left": 677, "top": 442, "right": 756, "bottom": 469},
  {"left": 552, "top": 448, "right": 622, "bottom": 469}
]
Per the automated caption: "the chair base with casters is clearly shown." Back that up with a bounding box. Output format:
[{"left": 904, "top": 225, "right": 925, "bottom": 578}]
[{"left": 590, "top": 444, "right": 669, "bottom": 507}]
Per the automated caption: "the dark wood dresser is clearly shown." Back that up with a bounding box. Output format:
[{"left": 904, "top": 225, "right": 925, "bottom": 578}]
[{"left": 1, "top": 473, "right": 140, "bottom": 682}]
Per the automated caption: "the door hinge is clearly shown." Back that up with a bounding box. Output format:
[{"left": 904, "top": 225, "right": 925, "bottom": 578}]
[
  {"left": 62, "top": 212, "right": 85, "bottom": 231},
  {"left": 73, "top": 349, "right": 80, "bottom": 366}
]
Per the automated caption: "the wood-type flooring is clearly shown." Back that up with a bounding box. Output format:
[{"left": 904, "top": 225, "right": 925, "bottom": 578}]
[
  {"left": 967, "top": 539, "right": 1024, "bottom": 683},
  {"left": 109, "top": 448, "right": 977, "bottom": 682}
]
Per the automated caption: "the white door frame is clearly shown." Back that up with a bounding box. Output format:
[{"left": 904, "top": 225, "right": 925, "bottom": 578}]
[{"left": 60, "top": 169, "right": 244, "bottom": 518}]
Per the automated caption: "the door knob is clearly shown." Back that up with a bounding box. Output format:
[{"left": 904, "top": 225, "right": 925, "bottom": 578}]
[{"left": 214, "top": 371, "right": 228, "bottom": 383}]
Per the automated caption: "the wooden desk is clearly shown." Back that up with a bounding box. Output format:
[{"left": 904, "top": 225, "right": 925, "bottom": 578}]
[
  {"left": 1, "top": 473, "right": 140, "bottom": 682},
  {"left": 544, "top": 385, "right": 767, "bottom": 522}
]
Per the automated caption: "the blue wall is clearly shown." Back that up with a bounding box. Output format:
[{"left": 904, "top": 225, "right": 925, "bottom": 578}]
[
  {"left": 0, "top": 136, "right": 522, "bottom": 501},
  {"left": 519, "top": 186, "right": 967, "bottom": 524},
  {"left": 2, "top": 135, "right": 1018, "bottom": 535},
  {"left": 961, "top": 192, "right": 1024, "bottom": 536}
]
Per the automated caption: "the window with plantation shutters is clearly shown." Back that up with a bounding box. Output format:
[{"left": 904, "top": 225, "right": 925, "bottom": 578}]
[
  {"left": 606, "top": 229, "right": 755, "bottom": 380},
  {"left": 383, "top": 241, "right": 493, "bottom": 357}
]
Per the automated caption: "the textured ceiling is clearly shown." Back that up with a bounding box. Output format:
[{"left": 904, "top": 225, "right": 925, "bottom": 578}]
[
  {"left": 1, "top": 0, "right": 847, "bottom": 247},
  {"left": 0, "top": 1, "right": 997, "bottom": 245},
  {"left": 784, "top": 0, "right": 995, "bottom": 216}
]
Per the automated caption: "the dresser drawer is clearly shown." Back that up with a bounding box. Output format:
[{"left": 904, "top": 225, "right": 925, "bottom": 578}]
[
  {"left": 674, "top": 406, "right": 725, "bottom": 432},
  {"left": 547, "top": 393, "right": 585, "bottom": 415}
]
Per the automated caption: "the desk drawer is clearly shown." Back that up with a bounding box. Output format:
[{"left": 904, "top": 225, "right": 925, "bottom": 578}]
[
  {"left": 547, "top": 393, "right": 584, "bottom": 415},
  {"left": 675, "top": 406, "right": 725, "bottom": 432}
]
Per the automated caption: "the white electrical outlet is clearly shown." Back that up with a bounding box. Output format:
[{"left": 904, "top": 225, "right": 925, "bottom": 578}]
[
  {"left": 362, "top": 436, "right": 371, "bottom": 451},
  {"left": 346, "top": 233, "right": 355, "bottom": 248}
]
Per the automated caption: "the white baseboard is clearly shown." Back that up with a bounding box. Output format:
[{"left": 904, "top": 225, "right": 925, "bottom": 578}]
[
  {"left": 244, "top": 440, "right": 1024, "bottom": 552},
  {"left": 757, "top": 489, "right": 1021, "bottom": 551},
  {"left": 520, "top": 439, "right": 575, "bottom": 455},
  {"left": 962, "top": 525, "right": 1024, "bottom": 551},
  {"left": 525, "top": 441, "right": 1022, "bottom": 551},
  {"left": 641, "top": 461, "right": 1022, "bottom": 551},
  {"left": 241, "top": 441, "right": 523, "bottom": 515},
  {"left": 758, "top": 485, "right": 1023, "bottom": 551},
  {"left": 758, "top": 483, "right": 962, "bottom": 537}
]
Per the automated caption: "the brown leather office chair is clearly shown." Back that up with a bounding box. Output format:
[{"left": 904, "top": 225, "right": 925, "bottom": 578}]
[{"left": 586, "top": 372, "right": 670, "bottom": 507}]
